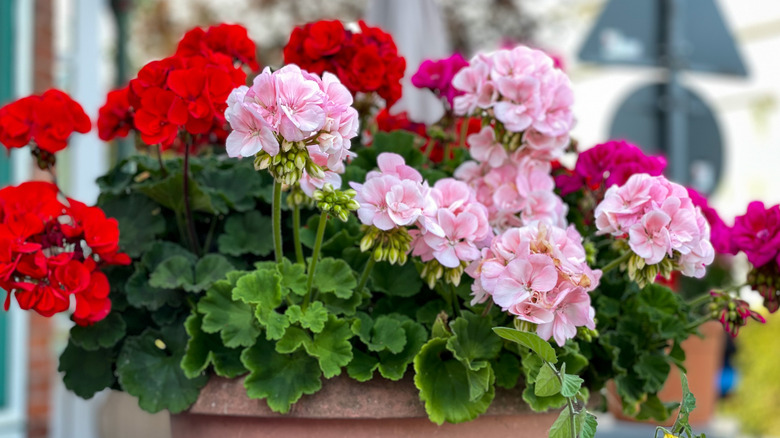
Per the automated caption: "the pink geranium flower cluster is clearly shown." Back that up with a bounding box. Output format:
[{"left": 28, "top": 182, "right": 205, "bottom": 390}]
[
  {"left": 411, "top": 178, "right": 492, "bottom": 269},
  {"left": 352, "top": 153, "right": 493, "bottom": 270},
  {"left": 455, "top": 151, "right": 567, "bottom": 232},
  {"left": 225, "top": 64, "right": 359, "bottom": 173},
  {"left": 467, "top": 222, "right": 600, "bottom": 346},
  {"left": 595, "top": 174, "right": 715, "bottom": 277},
  {"left": 452, "top": 46, "right": 574, "bottom": 160}
]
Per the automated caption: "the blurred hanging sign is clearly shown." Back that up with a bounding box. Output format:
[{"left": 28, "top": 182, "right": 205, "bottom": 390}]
[
  {"left": 579, "top": 0, "right": 747, "bottom": 77},
  {"left": 609, "top": 82, "right": 723, "bottom": 195}
]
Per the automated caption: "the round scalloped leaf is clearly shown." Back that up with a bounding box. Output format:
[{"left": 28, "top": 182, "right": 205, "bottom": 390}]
[
  {"left": 99, "top": 193, "right": 166, "bottom": 258},
  {"left": 313, "top": 258, "right": 356, "bottom": 299},
  {"left": 69, "top": 313, "right": 126, "bottom": 351},
  {"left": 125, "top": 265, "right": 184, "bottom": 311},
  {"left": 241, "top": 337, "right": 322, "bottom": 414},
  {"left": 447, "top": 312, "right": 502, "bottom": 370},
  {"left": 377, "top": 320, "right": 427, "bottom": 381},
  {"left": 369, "top": 261, "right": 422, "bottom": 297},
  {"left": 217, "top": 211, "right": 274, "bottom": 257},
  {"left": 116, "top": 328, "right": 207, "bottom": 413},
  {"left": 59, "top": 343, "right": 116, "bottom": 399},
  {"left": 413, "top": 338, "right": 495, "bottom": 425},
  {"left": 198, "top": 280, "right": 261, "bottom": 348},
  {"left": 181, "top": 313, "right": 246, "bottom": 379}
]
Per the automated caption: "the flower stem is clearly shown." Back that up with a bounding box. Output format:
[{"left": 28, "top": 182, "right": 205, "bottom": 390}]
[
  {"left": 686, "top": 293, "right": 712, "bottom": 309},
  {"left": 601, "top": 251, "right": 632, "bottom": 274},
  {"left": 202, "top": 215, "right": 219, "bottom": 254},
  {"left": 449, "top": 283, "right": 462, "bottom": 317},
  {"left": 156, "top": 144, "right": 167, "bottom": 176},
  {"left": 182, "top": 136, "right": 200, "bottom": 254},
  {"left": 272, "top": 180, "right": 283, "bottom": 263},
  {"left": 303, "top": 212, "right": 328, "bottom": 310},
  {"left": 546, "top": 361, "right": 577, "bottom": 438},
  {"left": 293, "top": 204, "right": 304, "bottom": 265},
  {"left": 685, "top": 314, "right": 713, "bottom": 331},
  {"left": 481, "top": 300, "right": 494, "bottom": 317},
  {"left": 357, "top": 256, "right": 376, "bottom": 292}
]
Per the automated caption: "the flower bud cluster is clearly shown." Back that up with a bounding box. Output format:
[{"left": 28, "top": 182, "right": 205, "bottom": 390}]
[
  {"left": 312, "top": 184, "right": 359, "bottom": 222},
  {"left": 747, "top": 263, "right": 780, "bottom": 313},
  {"left": 254, "top": 142, "right": 314, "bottom": 186},
  {"left": 421, "top": 259, "right": 469, "bottom": 289},
  {"left": 626, "top": 253, "right": 675, "bottom": 289},
  {"left": 709, "top": 290, "right": 765, "bottom": 337},
  {"left": 359, "top": 225, "right": 412, "bottom": 265}
]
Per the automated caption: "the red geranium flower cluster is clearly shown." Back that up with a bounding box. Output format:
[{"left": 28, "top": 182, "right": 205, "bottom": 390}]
[
  {"left": 0, "top": 89, "right": 90, "bottom": 153},
  {"left": 0, "top": 182, "right": 130, "bottom": 325},
  {"left": 102, "top": 23, "right": 257, "bottom": 150},
  {"left": 284, "top": 20, "right": 406, "bottom": 107}
]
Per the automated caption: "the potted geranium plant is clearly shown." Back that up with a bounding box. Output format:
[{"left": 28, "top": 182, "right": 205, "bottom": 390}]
[{"left": 0, "top": 20, "right": 768, "bottom": 438}]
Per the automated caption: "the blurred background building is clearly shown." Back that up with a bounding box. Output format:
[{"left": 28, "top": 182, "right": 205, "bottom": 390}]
[{"left": 1, "top": 0, "right": 779, "bottom": 436}]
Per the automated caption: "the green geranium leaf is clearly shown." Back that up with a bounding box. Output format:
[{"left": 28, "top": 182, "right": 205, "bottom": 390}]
[
  {"left": 313, "top": 258, "right": 356, "bottom": 299},
  {"left": 310, "top": 315, "right": 353, "bottom": 378},
  {"left": 549, "top": 408, "right": 573, "bottom": 438},
  {"left": 522, "top": 384, "right": 568, "bottom": 412},
  {"left": 241, "top": 338, "right": 322, "bottom": 414},
  {"left": 217, "top": 211, "right": 274, "bottom": 257},
  {"left": 275, "top": 326, "right": 310, "bottom": 353},
  {"left": 116, "top": 328, "right": 207, "bottom": 413},
  {"left": 492, "top": 327, "right": 557, "bottom": 364},
  {"left": 447, "top": 312, "right": 502, "bottom": 370},
  {"left": 59, "top": 343, "right": 116, "bottom": 399},
  {"left": 125, "top": 265, "right": 183, "bottom": 311},
  {"left": 578, "top": 411, "right": 598, "bottom": 438},
  {"left": 321, "top": 287, "right": 365, "bottom": 315},
  {"left": 278, "top": 258, "right": 307, "bottom": 296},
  {"left": 377, "top": 320, "right": 427, "bottom": 381},
  {"left": 189, "top": 254, "right": 235, "bottom": 293},
  {"left": 141, "top": 241, "right": 198, "bottom": 268},
  {"left": 198, "top": 279, "right": 261, "bottom": 348},
  {"left": 561, "top": 372, "right": 584, "bottom": 398},
  {"left": 414, "top": 338, "right": 495, "bottom": 425},
  {"left": 100, "top": 194, "right": 166, "bottom": 258},
  {"left": 680, "top": 373, "right": 697, "bottom": 417},
  {"left": 285, "top": 302, "right": 328, "bottom": 333},
  {"left": 370, "top": 262, "right": 422, "bottom": 297},
  {"left": 347, "top": 348, "right": 379, "bottom": 382},
  {"left": 256, "top": 306, "right": 289, "bottom": 341},
  {"left": 137, "top": 170, "right": 216, "bottom": 214},
  {"left": 493, "top": 353, "right": 522, "bottom": 389},
  {"left": 232, "top": 268, "right": 283, "bottom": 306},
  {"left": 196, "top": 160, "right": 267, "bottom": 212},
  {"left": 535, "top": 363, "right": 562, "bottom": 397},
  {"left": 368, "top": 315, "right": 406, "bottom": 354},
  {"left": 634, "top": 352, "right": 671, "bottom": 393},
  {"left": 466, "top": 364, "right": 493, "bottom": 401},
  {"left": 181, "top": 313, "right": 246, "bottom": 379},
  {"left": 149, "top": 256, "right": 195, "bottom": 290},
  {"left": 69, "top": 312, "right": 126, "bottom": 351}
]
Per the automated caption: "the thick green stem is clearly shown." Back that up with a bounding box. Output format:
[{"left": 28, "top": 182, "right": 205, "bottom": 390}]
[
  {"left": 601, "top": 251, "right": 632, "bottom": 274},
  {"left": 182, "top": 136, "right": 200, "bottom": 254},
  {"left": 272, "top": 180, "right": 283, "bottom": 263},
  {"left": 303, "top": 212, "right": 328, "bottom": 309},
  {"left": 686, "top": 293, "right": 712, "bottom": 309},
  {"left": 293, "top": 204, "right": 304, "bottom": 265},
  {"left": 546, "top": 361, "right": 577, "bottom": 438},
  {"left": 357, "top": 256, "right": 377, "bottom": 292},
  {"left": 685, "top": 315, "right": 713, "bottom": 331},
  {"left": 449, "top": 283, "right": 462, "bottom": 317},
  {"left": 202, "top": 215, "right": 219, "bottom": 254}
]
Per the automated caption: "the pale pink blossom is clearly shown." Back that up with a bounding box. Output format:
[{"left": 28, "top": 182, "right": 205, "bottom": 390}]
[
  {"left": 352, "top": 174, "right": 399, "bottom": 230},
  {"left": 274, "top": 65, "right": 327, "bottom": 141},
  {"left": 523, "top": 129, "right": 570, "bottom": 161},
  {"left": 419, "top": 208, "right": 487, "bottom": 268},
  {"left": 386, "top": 180, "right": 429, "bottom": 227},
  {"left": 367, "top": 152, "right": 423, "bottom": 182},
  {"left": 468, "top": 126, "right": 508, "bottom": 168},
  {"left": 493, "top": 254, "right": 558, "bottom": 310},
  {"left": 452, "top": 59, "right": 497, "bottom": 115},
  {"left": 224, "top": 96, "right": 279, "bottom": 158},
  {"left": 299, "top": 170, "right": 342, "bottom": 197},
  {"left": 536, "top": 286, "right": 596, "bottom": 347},
  {"left": 628, "top": 210, "right": 672, "bottom": 264}
]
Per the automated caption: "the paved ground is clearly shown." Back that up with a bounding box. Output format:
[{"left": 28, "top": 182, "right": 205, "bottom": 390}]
[{"left": 594, "top": 413, "right": 741, "bottom": 437}]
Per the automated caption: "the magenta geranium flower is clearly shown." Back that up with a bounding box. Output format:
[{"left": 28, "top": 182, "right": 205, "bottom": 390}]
[
  {"left": 731, "top": 201, "right": 780, "bottom": 268},
  {"left": 411, "top": 53, "right": 469, "bottom": 108}
]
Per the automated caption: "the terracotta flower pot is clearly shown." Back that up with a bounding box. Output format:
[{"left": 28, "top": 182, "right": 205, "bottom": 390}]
[
  {"left": 170, "top": 375, "right": 559, "bottom": 438},
  {"left": 607, "top": 321, "right": 726, "bottom": 426}
]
